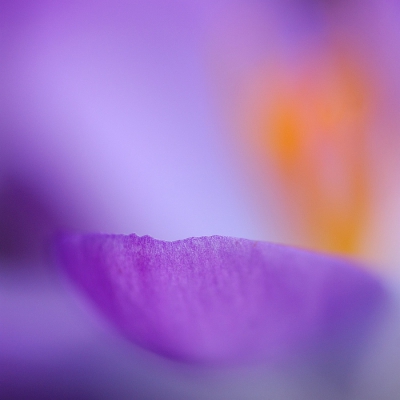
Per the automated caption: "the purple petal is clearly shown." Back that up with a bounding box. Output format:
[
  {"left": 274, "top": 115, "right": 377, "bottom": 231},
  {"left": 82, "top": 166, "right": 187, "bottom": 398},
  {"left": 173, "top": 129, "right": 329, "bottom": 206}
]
[{"left": 57, "top": 234, "right": 387, "bottom": 365}]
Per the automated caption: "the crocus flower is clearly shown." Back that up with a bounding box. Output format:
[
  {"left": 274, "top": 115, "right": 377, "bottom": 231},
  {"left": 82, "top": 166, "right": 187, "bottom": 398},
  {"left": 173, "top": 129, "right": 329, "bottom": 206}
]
[{"left": 2, "top": 0, "right": 400, "bottom": 399}]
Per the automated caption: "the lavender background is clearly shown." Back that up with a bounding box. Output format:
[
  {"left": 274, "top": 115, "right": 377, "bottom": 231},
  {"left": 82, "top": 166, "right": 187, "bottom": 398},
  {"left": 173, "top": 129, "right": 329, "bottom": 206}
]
[{"left": 1, "top": 1, "right": 400, "bottom": 398}]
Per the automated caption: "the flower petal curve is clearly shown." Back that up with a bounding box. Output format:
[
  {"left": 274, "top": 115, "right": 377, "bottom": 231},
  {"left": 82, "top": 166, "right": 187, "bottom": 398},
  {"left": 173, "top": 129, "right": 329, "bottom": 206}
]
[{"left": 57, "top": 234, "right": 387, "bottom": 365}]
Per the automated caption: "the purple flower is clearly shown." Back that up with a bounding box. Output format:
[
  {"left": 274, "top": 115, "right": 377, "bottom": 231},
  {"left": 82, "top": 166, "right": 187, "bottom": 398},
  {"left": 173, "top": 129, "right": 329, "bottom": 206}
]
[
  {"left": 58, "top": 233, "right": 387, "bottom": 366},
  {"left": 2, "top": 0, "right": 400, "bottom": 398}
]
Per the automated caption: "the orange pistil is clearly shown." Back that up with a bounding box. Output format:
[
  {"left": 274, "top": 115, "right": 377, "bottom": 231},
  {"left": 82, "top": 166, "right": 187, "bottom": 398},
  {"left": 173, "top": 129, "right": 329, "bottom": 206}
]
[{"left": 250, "top": 47, "right": 372, "bottom": 254}]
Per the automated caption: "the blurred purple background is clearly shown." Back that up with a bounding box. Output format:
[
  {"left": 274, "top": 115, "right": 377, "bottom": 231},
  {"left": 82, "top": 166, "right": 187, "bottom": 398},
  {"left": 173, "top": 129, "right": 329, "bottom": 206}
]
[{"left": 1, "top": 0, "right": 400, "bottom": 398}]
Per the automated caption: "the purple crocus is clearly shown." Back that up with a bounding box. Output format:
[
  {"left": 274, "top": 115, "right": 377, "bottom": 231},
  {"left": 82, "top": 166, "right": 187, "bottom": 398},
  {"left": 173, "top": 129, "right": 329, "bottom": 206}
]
[
  {"left": 57, "top": 233, "right": 387, "bottom": 368},
  {"left": 2, "top": 0, "right": 400, "bottom": 398}
]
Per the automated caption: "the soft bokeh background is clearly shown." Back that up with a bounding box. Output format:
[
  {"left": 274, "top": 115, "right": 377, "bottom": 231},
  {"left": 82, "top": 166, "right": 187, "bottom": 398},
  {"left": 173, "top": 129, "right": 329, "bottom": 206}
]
[{"left": 1, "top": 0, "right": 400, "bottom": 398}]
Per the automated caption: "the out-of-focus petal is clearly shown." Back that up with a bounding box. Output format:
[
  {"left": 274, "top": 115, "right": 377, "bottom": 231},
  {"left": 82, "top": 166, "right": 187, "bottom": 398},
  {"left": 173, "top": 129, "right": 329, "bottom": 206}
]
[{"left": 57, "top": 233, "right": 387, "bottom": 365}]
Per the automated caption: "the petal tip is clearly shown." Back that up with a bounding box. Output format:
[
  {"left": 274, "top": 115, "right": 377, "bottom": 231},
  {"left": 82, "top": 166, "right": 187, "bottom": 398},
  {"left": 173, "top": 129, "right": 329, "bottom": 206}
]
[{"left": 56, "top": 233, "right": 388, "bottom": 366}]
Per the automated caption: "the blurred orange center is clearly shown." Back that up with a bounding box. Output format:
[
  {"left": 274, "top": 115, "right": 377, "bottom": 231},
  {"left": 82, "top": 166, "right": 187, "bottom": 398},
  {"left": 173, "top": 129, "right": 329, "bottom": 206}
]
[{"left": 252, "top": 49, "right": 371, "bottom": 254}]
